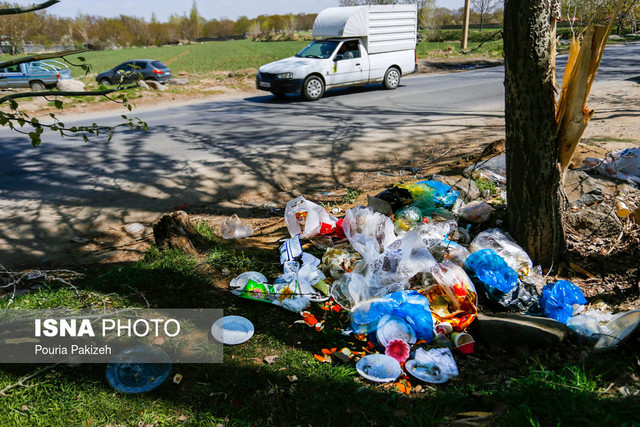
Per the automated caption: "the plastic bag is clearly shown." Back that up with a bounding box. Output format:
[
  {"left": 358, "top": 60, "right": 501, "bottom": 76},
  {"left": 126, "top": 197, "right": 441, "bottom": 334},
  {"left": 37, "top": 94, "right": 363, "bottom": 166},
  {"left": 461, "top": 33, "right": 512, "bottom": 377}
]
[
  {"left": 366, "top": 230, "right": 438, "bottom": 287},
  {"left": 410, "top": 347, "right": 459, "bottom": 383},
  {"left": 582, "top": 147, "right": 640, "bottom": 186},
  {"left": 429, "top": 239, "right": 470, "bottom": 266},
  {"left": 398, "top": 182, "right": 436, "bottom": 216},
  {"left": 220, "top": 214, "right": 254, "bottom": 239},
  {"left": 331, "top": 272, "right": 404, "bottom": 310},
  {"left": 425, "top": 262, "right": 478, "bottom": 331},
  {"left": 341, "top": 206, "right": 396, "bottom": 255},
  {"left": 393, "top": 206, "right": 423, "bottom": 234},
  {"left": 373, "top": 187, "right": 413, "bottom": 213},
  {"left": 319, "top": 247, "right": 362, "bottom": 280},
  {"left": 465, "top": 249, "right": 538, "bottom": 311},
  {"left": 284, "top": 196, "right": 337, "bottom": 239},
  {"left": 416, "top": 180, "right": 459, "bottom": 207},
  {"left": 540, "top": 280, "right": 587, "bottom": 324},
  {"left": 458, "top": 201, "right": 493, "bottom": 223},
  {"left": 464, "top": 154, "right": 506, "bottom": 184},
  {"left": 567, "top": 310, "right": 614, "bottom": 341},
  {"left": 349, "top": 290, "right": 434, "bottom": 342},
  {"left": 230, "top": 272, "right": 268, "bottom": 296},
  {"left": 470, "top": 228, "right": 533, "bottom": 277}
]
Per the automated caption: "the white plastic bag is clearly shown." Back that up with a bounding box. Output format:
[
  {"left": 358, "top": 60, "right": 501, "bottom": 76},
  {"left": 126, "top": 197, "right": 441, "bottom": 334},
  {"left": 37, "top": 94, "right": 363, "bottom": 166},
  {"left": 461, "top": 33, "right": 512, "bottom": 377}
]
[
  {"left": 284, "top": 196, "right": 337, "bottom": 238},
  {"left": 470, "top": 228, "right": 533, "bottom": 277},
  {"left": 220, "top": 214, "right": 254, "bottom": 239}
]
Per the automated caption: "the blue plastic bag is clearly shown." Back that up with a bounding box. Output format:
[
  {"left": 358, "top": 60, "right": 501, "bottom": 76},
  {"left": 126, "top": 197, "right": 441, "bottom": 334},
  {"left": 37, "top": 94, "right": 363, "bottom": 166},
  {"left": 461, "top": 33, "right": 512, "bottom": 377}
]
[
  {"left": 465, "top": 249, "right": 538, "bottom": 312},
  {"left": 540, "top": 280, "right": 587, "bottom": 324},
  {"left": 417, "top": 180, "right": 459, "bottom": 207},
  {"left": 351, "top": 291, "right": 434, "bottom": 343},
  {"left": 465, "top": 249, "right": 518, "bottom": 294}
]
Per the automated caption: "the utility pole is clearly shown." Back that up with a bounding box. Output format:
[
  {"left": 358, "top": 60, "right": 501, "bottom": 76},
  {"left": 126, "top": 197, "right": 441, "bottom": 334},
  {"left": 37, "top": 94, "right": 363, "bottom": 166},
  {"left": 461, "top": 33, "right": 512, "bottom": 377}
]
[{"left": 461, "top": 0, "right": 471, "bottom": 49}]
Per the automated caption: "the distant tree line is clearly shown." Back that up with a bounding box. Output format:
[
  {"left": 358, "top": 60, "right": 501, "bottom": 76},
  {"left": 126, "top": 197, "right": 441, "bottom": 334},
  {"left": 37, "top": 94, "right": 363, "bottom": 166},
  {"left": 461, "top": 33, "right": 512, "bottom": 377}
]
[{"left": 0, "top": 1, "right": 318, "bottom": 53}]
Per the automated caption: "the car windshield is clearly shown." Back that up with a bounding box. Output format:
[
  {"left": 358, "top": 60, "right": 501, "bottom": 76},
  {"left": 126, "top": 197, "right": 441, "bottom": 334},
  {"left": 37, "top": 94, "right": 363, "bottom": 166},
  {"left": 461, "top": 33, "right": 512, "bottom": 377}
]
[{"left": 295, "top": 40, "right": 338, "bottom": 59}]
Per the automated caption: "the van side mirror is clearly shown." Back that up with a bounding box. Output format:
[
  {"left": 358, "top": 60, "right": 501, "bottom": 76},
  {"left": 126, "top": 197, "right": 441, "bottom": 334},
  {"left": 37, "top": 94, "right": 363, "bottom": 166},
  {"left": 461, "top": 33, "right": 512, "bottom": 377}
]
[{"left": 334, "top": 54, "right": 343, "bottom": 62}]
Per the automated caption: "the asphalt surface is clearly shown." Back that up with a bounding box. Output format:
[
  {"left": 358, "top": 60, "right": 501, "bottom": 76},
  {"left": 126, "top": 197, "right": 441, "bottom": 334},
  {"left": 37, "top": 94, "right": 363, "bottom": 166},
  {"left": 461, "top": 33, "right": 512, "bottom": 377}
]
[{"left": 1, "top": 42, "right": 638, "bottom": 266}]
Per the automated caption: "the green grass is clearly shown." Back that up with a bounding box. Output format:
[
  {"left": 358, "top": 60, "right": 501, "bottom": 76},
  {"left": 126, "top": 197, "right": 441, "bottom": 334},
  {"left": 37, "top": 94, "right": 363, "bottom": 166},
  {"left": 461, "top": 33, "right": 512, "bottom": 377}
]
[
  {"left": 0, "top": 246, "right": 639, "bottom": 425},
  {"left": 0, "top": 244, "right": 639, "bottom": 425},
  {"left": 61, "top": 40, "right": 310, "bottom": 78}
]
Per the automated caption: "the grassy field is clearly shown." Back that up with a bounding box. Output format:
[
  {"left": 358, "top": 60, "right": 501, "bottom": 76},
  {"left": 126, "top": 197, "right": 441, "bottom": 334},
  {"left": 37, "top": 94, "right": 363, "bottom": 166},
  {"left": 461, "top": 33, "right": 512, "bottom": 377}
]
[
  {"left": 1, "top": 37, "right": 503, "bottom": 81},
  {"left": 0, "top": 232, "right": 639, "bottom": 426}
]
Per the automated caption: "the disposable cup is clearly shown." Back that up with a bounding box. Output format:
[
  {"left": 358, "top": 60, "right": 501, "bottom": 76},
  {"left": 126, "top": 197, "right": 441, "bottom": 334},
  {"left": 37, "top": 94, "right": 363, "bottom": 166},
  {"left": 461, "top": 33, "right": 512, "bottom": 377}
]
[
  {"left": 450, "top": 332, "right": 473, "bottom": 347},
  {"left": 616, "top": 201, "right": 631, "bottom": 218}
]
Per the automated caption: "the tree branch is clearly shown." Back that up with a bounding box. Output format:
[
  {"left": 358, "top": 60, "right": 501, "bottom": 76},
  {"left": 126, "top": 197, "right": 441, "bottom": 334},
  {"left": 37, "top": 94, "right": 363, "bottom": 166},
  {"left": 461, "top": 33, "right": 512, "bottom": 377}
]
[
  {"left": 0, "top": 49, "right": 88, "bottom": 69},
  {"left": 0, "top": 0, "right": 59, "bottom": 16},
  {"left": 0, "top": 86, "right": 139, "bottom": 105}
]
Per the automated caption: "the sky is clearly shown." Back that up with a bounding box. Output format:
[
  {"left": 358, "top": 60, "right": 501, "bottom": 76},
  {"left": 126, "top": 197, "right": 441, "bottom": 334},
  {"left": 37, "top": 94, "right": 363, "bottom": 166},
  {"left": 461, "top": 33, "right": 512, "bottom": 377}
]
[{"left": 22, "top": 0, "right": 466, "bottom": 22}]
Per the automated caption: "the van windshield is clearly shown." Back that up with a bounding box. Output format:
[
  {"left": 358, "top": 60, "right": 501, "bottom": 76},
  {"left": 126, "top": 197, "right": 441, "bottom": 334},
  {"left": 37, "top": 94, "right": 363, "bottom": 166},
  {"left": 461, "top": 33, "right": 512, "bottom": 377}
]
[{"left": 295, "top": 40, "right": 338, "bottom": 59}]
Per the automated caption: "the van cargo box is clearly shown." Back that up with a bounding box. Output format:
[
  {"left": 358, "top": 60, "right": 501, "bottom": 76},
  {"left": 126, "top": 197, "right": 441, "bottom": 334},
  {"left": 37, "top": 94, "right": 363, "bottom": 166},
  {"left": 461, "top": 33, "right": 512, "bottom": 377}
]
[{"left": 312, "top": 5, "right": 417, "bottom": 54}]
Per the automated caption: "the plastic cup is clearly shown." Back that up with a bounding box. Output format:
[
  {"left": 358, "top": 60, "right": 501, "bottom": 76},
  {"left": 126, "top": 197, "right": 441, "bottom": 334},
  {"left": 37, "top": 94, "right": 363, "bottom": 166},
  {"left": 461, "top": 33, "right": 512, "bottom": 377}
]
[
  {"left": 450, "top": 332, "right": 473, "bottom": 347},
  {"left": 616, "top": 201, "right": 631, "bottom": 218}
]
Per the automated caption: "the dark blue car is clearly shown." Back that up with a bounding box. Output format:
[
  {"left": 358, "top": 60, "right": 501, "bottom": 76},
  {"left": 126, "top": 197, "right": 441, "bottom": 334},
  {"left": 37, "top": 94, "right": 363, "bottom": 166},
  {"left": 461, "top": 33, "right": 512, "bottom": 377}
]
[{"left": 96, "top": 59, "right": 172, "bottom": 85}]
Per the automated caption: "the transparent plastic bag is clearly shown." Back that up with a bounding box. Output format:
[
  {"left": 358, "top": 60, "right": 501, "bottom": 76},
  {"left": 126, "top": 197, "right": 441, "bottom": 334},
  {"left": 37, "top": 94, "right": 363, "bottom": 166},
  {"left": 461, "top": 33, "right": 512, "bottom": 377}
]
[
  {"left": 220, "top": 214, "right": 254, "bottom": 239},
  {"left": 284, "top": 196, "right": 337, "bottom": 238},
  {"left": 341, "top": 206, "right": 396, "bottom": 255},
  {"left": 458, "top": 201, "right": 493, "bottom": 223},
  {"left": 426, "top": 262, "right": 477, "bottom": 331},
  {"left": 567, "top": 310, "right": 614, "bottom": 341},
  {"left": 416, "top": 180, "right": 459, "bottom": 207},
  {"left": 464, "top": 154, "right": 506, "bottom": 184},
  {"left": 470, "top": 228, "right": 533, "bottom": 277},
  {"left": 366, "top": 230, "right": 437, "bottom": 287}
]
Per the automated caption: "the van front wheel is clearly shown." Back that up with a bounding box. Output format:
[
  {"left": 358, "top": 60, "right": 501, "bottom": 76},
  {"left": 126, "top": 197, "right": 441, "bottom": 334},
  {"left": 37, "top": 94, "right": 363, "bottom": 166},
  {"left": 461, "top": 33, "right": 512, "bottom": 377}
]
[
  {"left": 302, "top": 75, "right": 324, "bottom": 101},
  {"left": 383, "top": 67, "right": 401, "bottom": 90}
]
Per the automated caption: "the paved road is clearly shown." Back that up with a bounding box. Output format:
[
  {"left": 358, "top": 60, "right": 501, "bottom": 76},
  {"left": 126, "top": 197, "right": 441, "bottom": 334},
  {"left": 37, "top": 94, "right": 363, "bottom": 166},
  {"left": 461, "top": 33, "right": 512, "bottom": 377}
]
[{"left": 1, "top": 42, "right": 638, "bottom": 266}]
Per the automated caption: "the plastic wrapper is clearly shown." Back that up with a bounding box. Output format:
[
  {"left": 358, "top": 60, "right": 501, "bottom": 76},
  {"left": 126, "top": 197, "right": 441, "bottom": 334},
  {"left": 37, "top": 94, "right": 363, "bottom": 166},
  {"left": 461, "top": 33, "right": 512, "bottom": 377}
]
[
  {"left": 540, "top": 280, "right": 587, "bottom": 324},
  {"left": 341, "top": 206, "right": 397, "bottom": 255},
  {"left": 424, "top": 262, "right": 477, "bottom": 331},
  {"left": 220, "top": 214, "right": 254, "bottom": 239},
  {"left": 464, "top": 154, "right": 506, "bottom": 184},
  {"left": 284, "top": 196, "right": 337, "bottom": 239},
  {"left": 230, "top": 272, "right": 268, "bottom": 295},
  {"left": 465, "top": 249, "right": 538, "bottom": 312},
  {"left": 459, "top": 201, "right": 493, "bottom": 223},
  {"left": 470, "top": 228, "right": 533, "bottom": 277}
]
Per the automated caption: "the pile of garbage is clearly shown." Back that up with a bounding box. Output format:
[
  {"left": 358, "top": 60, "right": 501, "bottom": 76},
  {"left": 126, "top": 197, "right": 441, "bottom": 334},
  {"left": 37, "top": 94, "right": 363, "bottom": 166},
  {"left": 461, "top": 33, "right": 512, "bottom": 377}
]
[{"left": 228, "top": 178, "right": 640, "bottom": 385}]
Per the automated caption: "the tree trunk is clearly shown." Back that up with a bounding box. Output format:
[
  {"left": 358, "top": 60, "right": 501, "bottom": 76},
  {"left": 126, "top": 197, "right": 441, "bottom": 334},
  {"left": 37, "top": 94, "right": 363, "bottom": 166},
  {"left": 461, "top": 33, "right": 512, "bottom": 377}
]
[
  {"left": 153, "top": 211, "right": 209, "bottom": 255},
  {"left": 504, "top": 0, "right": 565, "bottom": 267}
]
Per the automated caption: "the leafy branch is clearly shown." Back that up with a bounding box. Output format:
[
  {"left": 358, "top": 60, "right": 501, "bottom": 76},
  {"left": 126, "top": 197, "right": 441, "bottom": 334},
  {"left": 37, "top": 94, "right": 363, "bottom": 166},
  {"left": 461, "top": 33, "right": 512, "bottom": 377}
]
[{"left": 0, "top": 86, "right": 148, "bottom": 147}]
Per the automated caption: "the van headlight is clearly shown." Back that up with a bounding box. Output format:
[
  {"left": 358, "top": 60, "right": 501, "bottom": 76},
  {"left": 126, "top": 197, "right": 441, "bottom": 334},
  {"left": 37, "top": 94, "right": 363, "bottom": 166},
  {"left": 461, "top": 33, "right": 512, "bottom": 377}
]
[{"left": 276, "top": 72, "right": 293, "bottom": 80}]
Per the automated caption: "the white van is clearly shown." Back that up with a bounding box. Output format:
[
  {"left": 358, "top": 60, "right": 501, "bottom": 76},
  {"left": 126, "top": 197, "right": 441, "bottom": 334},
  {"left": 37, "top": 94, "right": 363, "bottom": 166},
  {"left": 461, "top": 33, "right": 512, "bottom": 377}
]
[{"left": 256, "top": 5, "right": 418, "bottom": 100}]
